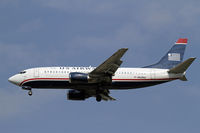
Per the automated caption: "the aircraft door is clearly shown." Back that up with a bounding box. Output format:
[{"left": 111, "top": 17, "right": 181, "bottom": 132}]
[
  {"left": 150, "top": 69, "right": 155, "bottom": 79},
  {"left": 34, "top": 68, "right": 40, "bottom": 77}
]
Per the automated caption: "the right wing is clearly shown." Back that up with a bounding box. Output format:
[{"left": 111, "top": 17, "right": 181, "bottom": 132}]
[{"left": 89, "top": 48, "right": 128, "bottom": 83}]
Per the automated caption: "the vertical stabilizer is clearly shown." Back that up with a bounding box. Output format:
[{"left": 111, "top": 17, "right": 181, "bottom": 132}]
[{"left": 144, "top": 38, "right": 187, "bottom": 69}]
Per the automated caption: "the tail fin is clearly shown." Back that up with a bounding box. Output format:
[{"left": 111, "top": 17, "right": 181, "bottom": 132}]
[
  {"left": 168, "top": 57, "right": 196, "bottom": 73},
  {"left": 144, "top": 38, "right": 187, "bottom": 69}
]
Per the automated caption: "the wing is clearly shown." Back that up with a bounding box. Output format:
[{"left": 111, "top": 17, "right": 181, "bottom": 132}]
[
  {"left": 67, "top": 87, "right": 116, "bottom": 101},
  {"left": 89, "top": 48, "right": 128, "bottom": 80},
  {"left": 83, "top": 89, "right": 116, "bottom": 101},
  {"left": 67, "top": 48, "right": 128, "bottom": 102}
]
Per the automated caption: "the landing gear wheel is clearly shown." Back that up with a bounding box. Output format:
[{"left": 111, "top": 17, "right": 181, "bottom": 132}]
[
  {"left": 96, "top": 95, "right": 102, "bottom": 102},
  {"left": 28, "top": 90, "right": 32, "bottom": 96}
]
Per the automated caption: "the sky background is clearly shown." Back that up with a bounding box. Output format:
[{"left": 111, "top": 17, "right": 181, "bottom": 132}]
[{"left": 0, "top": 0, "right": 200, "bottom": 133}]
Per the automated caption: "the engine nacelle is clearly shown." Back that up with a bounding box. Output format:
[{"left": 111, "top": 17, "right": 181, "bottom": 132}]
[
  {"left": 69, "top": 72, "right": 89, "bottom": 84},
  {"left": 67, "top": 90, "right": 86, "bottom": 100}
]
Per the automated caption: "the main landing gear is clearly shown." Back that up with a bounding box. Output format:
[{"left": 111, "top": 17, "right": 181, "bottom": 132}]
[
  {"left": 96, "top": 95, "right": 102, "bottom": 102},
  {"left": 96, "top": 88, "right": 104, "bottom": 102}
]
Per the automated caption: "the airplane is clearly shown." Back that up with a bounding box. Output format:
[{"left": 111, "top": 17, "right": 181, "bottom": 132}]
[{"left": 8, "top": 38, "right": 196, "bottom": 102}]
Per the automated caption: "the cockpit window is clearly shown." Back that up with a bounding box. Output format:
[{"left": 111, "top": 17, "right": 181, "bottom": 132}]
[{"left": 19, "top": 71, "right": 26, "bottom": 74}]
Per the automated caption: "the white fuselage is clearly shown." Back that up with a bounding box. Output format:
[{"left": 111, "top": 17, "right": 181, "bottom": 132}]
[
  {"left": 8, "top": 67, "right": 183, "bottom": 90},
  {"left": 7, "top": 39, "right": 192, "bottom": 101}
]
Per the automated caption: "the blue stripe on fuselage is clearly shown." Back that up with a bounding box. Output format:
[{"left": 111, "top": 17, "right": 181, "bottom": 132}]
[{"left": 22, "top": 80, "right": 169, "bottom": 89}]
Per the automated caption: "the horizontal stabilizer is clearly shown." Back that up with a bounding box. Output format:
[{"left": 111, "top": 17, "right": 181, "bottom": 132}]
[
  {"left": 168, "top": 57, "right": 196, "bottom": 73},
  {"left": 179, "top": 75, "right": 188, "bottom": 81}
]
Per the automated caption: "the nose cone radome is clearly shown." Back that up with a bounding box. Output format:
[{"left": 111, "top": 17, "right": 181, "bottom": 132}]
[{"left": 8, "top": 75, "right": 21, "bottom": 86}]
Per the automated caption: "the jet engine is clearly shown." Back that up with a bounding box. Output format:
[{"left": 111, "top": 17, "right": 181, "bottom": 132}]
[
  {"left": 69, "top": 72, "right": 89, "bottom": 84},
  {"left": 67, "top": 90, "right": 86, "bottom": 100}
]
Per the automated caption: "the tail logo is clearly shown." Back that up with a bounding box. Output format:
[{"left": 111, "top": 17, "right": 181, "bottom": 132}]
[{"left": 168, "top": 53, "right": 180, "bottom": 61}]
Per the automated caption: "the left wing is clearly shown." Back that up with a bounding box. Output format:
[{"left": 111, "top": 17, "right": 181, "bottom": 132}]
[
  {"left": 89, "top": 48, "right": 128, "bottom": 83},
  {"left": 85, "top": 89, "right": 116, "bottom": 101},
  {"left": 100, "top": 93, "right": 116, "bottom": 101},
  {"left": 68, "top": 88, "right": 116, "bottom": 101}
]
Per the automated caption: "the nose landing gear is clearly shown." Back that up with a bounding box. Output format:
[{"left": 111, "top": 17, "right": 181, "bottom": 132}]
[
  {"left": 22, "top": 86, "right": 32, "bottom": 96},
  {"left": 28, "top": 90, "right": 32, "bottom": 96}
]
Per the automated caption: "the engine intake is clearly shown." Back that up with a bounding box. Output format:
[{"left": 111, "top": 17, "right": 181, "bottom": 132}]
[
  {"left": 67, "top": 90, "right": 86, "bottom": 100},
  {"left": 69, "top": 72, "right": 88, "bottom": 84}
]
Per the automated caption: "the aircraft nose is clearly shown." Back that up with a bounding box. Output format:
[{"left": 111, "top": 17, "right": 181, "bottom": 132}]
[
  {"left": 8, "top": 76, "right": 13, "bottom": 83},
  {"left": 8, "top": 75, "right": 21, "bottom": 86}
]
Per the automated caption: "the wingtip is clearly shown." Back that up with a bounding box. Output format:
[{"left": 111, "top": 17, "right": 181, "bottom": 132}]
[
  {"left": 190, "top": 57, "right": 196, "bottom": 61},
  {"left": 191, "top": 57, "right": 196, "bottom": 61},
  {"left": 121, "top": 48, "right": 128, "bottom": 51}
]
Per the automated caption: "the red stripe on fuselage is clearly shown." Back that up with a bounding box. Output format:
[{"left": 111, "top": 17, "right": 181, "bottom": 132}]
[
  {"left": 112, "top": 78, "right": 178, "bottom": 81},
  {"left": 19, "top": 77, "right": 178, "bottom": 86}
]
